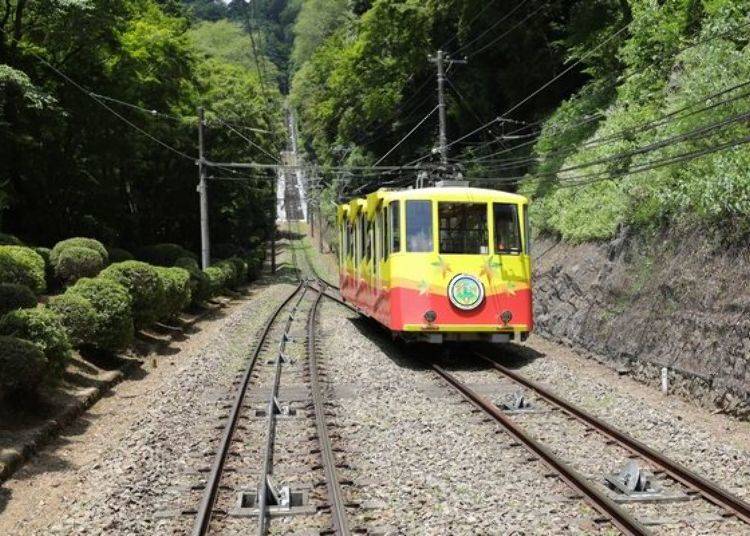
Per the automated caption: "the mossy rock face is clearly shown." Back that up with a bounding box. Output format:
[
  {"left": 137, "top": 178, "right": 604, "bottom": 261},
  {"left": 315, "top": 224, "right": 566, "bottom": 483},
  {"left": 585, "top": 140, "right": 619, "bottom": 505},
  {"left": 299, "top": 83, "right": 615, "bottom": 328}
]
[
  {"left": 155, "top": 266, "right": 191, "bottom": 320},
  {"left": 0, "top": 246, "right": 46, "bottom": 294},
  {"left": 99, "top": 261, "right": 164, "bottom": 328},
  {"left": 67, "top": 277, "right": 134, "bottom": 352},
  {"left": 0, "top": 336, "right": 46, "bottom": 399},
  {"left": 136, "top": 243, "right": 197, "bottom": 267},
  {"left": 53, "top": 246, "right": 105, "bottom": 285},
  {"left": 48, "top": 293, "right": 98, "bottom": 347},
  {"left": 50, "top": 237, "right": 108, "bottom": 267},
  {"left": 0, "top": 283, "right": 37, "bottom": 318},
  {"left": 0, "top": 308, "right": 71, "bottom": 379}
]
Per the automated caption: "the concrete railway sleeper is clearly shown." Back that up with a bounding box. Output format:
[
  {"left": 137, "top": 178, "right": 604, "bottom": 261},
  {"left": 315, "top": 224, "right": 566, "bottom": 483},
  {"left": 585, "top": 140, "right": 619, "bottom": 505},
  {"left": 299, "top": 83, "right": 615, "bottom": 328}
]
[
  {"left": 309, "top": 275, "right": 747, "bottom": 534},
  {"left": 474, "top": 352, "right": 750, "bottom": 529}
]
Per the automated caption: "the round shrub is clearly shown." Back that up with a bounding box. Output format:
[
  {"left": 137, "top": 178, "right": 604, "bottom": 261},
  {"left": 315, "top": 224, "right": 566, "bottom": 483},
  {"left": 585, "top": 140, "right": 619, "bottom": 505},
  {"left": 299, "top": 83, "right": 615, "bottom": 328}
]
[
  {"left": 50, "top": 237, "right": 108, "bottom": 267},
  {"left": 214, "top": 260, "right": 239, "bottom": 289},
  {"left": 53, "top": 246, "right": 105, "bottom": 285},
  {"left": 0, "top": 233, "right": 23, "bottom": 245},
  {"left": 0, "top": 308, "right": 71, "bottom": 378},
  {"left": 48, "top": 293, "right": 97, "bottom": 347},
  {"left": 176, "top": 257, "right": 210, "bottom": 305},
  {"left": 0, "top": 283, "right": 37, "bottom": 318},
  {"left": 107, "top": 247, "right": 134, "bottom": 263},
  {"left": 245, "top": 249, "right": 265, "bottom": 280},
  {"left": 136, "top": 243, "right": 196, "bottom": 267},
  {"left": 155, "top": 266, "right": 191, "bottom": 320},
  {"left": 0, "top": 336, "right": 46, "bottom": 398},
  {"left": 67, "top": 278, "right": 133, "bottom": 352},
  {"left": 0, "top": 245, "right": 46, "bottom": 294},
  {"left": 203, "top": 266, "right": 227, "bottom": 296},
  {"left": 226, "top": 257, "right": 248, "bottom": 284},
  {"left": 99, "top": 261, "right": 164, "bottom": 327}
]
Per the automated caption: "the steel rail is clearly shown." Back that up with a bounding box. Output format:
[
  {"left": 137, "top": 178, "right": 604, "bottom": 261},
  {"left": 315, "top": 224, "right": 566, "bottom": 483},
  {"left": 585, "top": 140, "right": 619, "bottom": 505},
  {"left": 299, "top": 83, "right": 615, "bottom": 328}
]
[
  {"left": 476, "top": 353, "right": 750, "bottom": 525},
  {"left": 430, "top": 363, "right": 651, "bottom": 536},
  {"left": 257, "top": 284, "right": 311, "bottom": 535},
  {"left": 307, "top": 289, "right": 351, "bottom": 535},
  {"left": 191, "top": 281, "right": 305, "bottom": 536}
]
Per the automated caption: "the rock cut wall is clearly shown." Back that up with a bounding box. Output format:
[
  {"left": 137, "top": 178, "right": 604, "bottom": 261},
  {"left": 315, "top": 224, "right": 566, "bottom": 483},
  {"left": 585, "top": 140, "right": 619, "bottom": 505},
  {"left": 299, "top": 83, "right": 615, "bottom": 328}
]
[{"left": 531, "top": 226, "right": 750, "bottom": 419}]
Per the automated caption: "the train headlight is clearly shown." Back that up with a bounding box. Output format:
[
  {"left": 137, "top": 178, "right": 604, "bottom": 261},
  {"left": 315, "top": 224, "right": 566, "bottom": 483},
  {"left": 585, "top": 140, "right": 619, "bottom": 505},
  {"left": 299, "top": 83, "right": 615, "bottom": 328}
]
[
  {"left": 447, "top": 274, "right": 484, "bottom": 311},
  {"left": 424, "top": 310, "right": 437, "bottom": 323}
]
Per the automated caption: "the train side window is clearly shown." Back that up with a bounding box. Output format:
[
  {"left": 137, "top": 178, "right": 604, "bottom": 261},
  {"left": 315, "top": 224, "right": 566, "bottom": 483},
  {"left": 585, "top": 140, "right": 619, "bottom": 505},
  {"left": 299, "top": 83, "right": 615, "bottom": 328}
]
[
  {"left": 523, "top": 206, "right": 531, "bottom": 253},
  {"left": 389, "top": 201, "right": 400, "bottom": 253},
  {"left": 438, "top": 202, "right": 488, "bottom": 254},
  {"left": 406, "top": 200, "right": 433, "bottom": 253},
  {"left": 383, "top": 205, "right": 389, "bottom": 261},
  {"left": 493, "top": 203, "right": 521, "bottom": 254},
  {"left": 347, "top": 222, "right": 354, "bottom": 260},
  {"left": 357, "top": 214, "right": 364, "bottom": 266},
  {"left": 363, "top": 218, "right": 372, "bottom": 262}
]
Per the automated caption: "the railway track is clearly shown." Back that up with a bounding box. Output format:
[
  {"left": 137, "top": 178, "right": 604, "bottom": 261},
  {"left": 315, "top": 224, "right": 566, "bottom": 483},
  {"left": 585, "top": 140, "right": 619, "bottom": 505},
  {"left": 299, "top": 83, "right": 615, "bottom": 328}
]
[
  {"left": 191, "top": 231, "right": 350, "bottom": 535},
  {"left": 302, "top": 257, "right": 749, "bottom": 534},
  {"left": 428, "top": 353, "right": 750, "bottom": 535}
]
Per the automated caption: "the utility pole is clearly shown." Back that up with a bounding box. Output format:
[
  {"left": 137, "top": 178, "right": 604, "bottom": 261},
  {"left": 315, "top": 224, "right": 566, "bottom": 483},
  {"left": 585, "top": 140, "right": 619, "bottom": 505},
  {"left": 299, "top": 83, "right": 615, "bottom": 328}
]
[
  {"left": 428, "top": 50, "right": 467, "bottom": 170},
  {"left": 197, "top": 107, "right": 210, "bottom": 270}
]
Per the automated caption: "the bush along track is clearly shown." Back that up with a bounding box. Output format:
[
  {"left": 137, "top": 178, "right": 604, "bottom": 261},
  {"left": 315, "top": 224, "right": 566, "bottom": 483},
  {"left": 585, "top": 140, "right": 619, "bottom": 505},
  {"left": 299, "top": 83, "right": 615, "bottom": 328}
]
[{"left": 0, "top": 233, "right": 269, "bottom": 483}]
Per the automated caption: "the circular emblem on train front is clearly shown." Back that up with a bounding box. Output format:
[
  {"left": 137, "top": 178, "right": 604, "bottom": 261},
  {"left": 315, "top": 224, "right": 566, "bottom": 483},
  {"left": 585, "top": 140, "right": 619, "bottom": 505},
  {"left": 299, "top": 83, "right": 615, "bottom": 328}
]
[{"left": 448, "top": 274, "right": 484, "bottom": 311}]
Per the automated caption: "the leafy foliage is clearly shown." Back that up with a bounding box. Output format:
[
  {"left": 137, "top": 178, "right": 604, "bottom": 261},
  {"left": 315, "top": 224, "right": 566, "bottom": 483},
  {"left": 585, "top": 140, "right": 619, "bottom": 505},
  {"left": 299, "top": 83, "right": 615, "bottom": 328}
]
[
  {"left": 54, "top": 246, "right": 105, "bottom": 285},
  {"left": 100, "top": 261, "right": 165, "bottom": 327},
  {"left": 0, "top": 246, "right": 46, "bottom": 294},
  {"left": 155, "top": 266, "right": 192, "bottom": 320},
  {"left": 0, "top": 283, "right": 37, "bottom": 318},
  {"left": 47, "top": 293, "right": 98, "bottom": 347},
  {"left": 0, "top": 336, "right": 46, "bottom": 399},
  {"left": 0, "top": 307, "right": 71, "bottom": 378},
  {"left": 51, "top": 238, "right": 109, "bottom": 267},
  {"left": 67, "top": 278, "right": 134, "bottom": 352}
]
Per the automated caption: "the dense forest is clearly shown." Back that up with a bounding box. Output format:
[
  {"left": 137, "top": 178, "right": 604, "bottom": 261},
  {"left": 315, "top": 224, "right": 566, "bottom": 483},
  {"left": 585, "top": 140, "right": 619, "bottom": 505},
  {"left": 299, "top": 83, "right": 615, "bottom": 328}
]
[
  {"left": 0, "top": 0, "right": 293, "bottom": 252},
  {"left": 2, "top": 0, "right": 750, "bottom": 249},
  {"left": 288, "top": 0, "right": 750, "bottom": 243}
]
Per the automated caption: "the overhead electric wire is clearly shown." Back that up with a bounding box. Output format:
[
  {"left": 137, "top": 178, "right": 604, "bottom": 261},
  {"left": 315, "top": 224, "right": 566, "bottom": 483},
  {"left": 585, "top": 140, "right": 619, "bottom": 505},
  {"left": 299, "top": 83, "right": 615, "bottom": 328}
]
[
  {"left": 373, "top": 105, "right": 440, "bottom": 166},
  {"left": 466, "top": 79, "right": 750, "bottom": 167},
  {"left": 17, "top": 45, "right": 197, "bottom": 161},
  {"left": 469, "top": 3, "right": 547, "bottom": 58},
  {"left": 212, "top": 116, "right": 280, "bottom": 163},
  {"left": 454, "top": 0, "right": 533, "bottom": 55},
  {"left": 440, "top": 0, "right": 500, "bottom": 50}
]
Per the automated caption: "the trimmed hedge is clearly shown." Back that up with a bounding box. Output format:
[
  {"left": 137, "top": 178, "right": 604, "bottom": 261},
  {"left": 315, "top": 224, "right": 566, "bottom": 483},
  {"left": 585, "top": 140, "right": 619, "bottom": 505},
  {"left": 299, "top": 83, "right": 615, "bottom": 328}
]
[
  {"left": 0, "top": 283, "right": 37, "bottom": 318},
  {"left": 175, "top": 257, "right": 211, "bottom": 305},
  {"left": 0, "top": 336, "right": 46, "bottom": 397},
  {"left": 107, "top": 247, "right": 134, "bottom": 263},
  {"left": 67, "top": 278, "right": 133, "bottom": 352},
  {"left": 155, "top": 266, "right": 191, "bottom": 320},
  {"left": 0, "top": 245, "right": 46, "bottom": 294},
  {"left": 136, "top": 243, "right": 196, "bottom": 267},
  {"left": 99, "top": 261, "right": 164, "bottom": 327},
  {"left": 48, "top": 293, "right": 97, "bottom": 347},
  {"left": 50, "top": 237, "right": 108, "bottom": 266},
  {"left": 225, "top": 257, "right": 248, "bottom": 285},
  {"left": 54, "top": 246, "right": 105, "bottom": 285},
  {"left": 0, "top": 233, "right": 23, "bottom": 246},
  {"left": 203, "top": 266, "right": 227, "bottom": 295},
  {"left": 0, "top": 308, "right": 71, "bottom": 378}
]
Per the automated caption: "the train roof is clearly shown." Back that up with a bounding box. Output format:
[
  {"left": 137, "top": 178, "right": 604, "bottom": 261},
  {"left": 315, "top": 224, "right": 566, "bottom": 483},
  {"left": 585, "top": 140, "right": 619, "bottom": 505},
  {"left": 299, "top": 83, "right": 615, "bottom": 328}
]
[{"left": 386, "top": 186, "right": 528, "bottom": 203}]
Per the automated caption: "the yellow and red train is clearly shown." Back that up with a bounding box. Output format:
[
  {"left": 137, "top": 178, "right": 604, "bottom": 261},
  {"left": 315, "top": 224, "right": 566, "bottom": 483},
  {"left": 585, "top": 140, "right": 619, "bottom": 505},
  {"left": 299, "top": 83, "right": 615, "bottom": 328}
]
[{"left": 336, "top": 184, "right": 533, "bottom": 343}]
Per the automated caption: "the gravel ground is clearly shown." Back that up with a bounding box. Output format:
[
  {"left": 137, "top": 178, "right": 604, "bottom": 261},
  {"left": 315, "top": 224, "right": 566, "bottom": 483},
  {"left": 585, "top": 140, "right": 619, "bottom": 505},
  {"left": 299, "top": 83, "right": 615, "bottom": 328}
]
[
  {"left": 0, "top": 245, "right": 301, "bottom": 535},
  {"left": 317, "top": 300, "right": 615, "bottom": 535}
]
